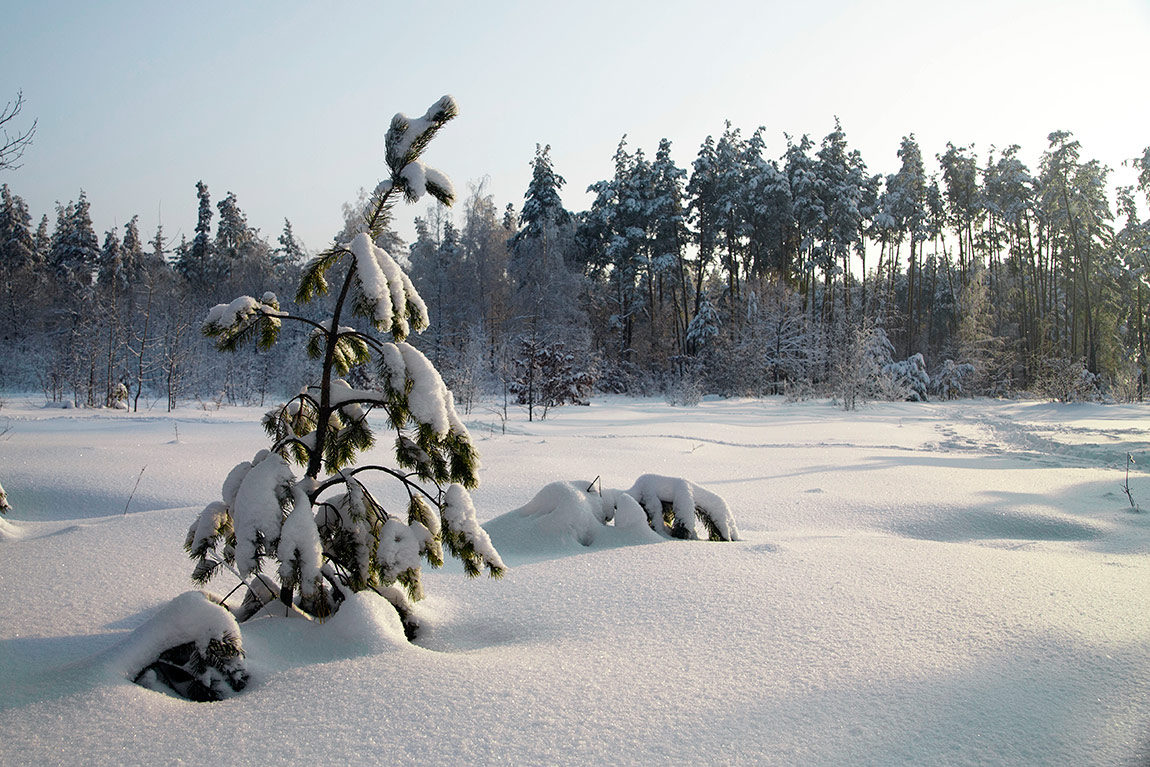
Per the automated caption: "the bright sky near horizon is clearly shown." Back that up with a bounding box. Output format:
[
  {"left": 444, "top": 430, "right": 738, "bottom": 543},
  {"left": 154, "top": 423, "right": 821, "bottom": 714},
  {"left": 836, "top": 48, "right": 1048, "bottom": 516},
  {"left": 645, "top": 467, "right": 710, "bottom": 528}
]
[{"left": 3, "top": 0, "right": 1148, "bottom": 255}]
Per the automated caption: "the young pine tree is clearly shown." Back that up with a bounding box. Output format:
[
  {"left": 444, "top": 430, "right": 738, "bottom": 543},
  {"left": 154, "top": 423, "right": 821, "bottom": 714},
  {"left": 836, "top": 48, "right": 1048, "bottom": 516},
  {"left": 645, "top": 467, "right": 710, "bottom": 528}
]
[{"left": 186, "top": 96, "right": 504, "bottom": 633}]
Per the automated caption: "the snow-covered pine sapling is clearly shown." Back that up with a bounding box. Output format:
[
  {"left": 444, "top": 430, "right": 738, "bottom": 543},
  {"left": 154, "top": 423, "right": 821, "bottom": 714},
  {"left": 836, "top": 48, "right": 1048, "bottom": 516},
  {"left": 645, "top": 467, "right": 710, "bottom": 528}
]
[
  {"left": 0, "top": 478, "right": 10, "bottom": 515},
  {"left": 486, "top": 474, "right": 739, "bottom": 553},
  {"left": 622, "top": 474, "right": 739, "bottom": 541},
  {"left": 129, "top": 591, "right": 248, "bottom": 702},
  {"left": 510, "top": 337, "right": 593, "bottom": 421},
  {"left": 188, "top": 96, "right": 505, "bottom": 631}
]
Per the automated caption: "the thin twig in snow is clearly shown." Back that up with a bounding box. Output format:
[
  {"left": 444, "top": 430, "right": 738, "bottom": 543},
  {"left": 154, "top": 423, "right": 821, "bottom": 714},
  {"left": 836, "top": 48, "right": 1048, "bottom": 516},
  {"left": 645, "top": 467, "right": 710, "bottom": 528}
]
[{"left": 123, "top": 464, "right": 148, "bottom": 514}]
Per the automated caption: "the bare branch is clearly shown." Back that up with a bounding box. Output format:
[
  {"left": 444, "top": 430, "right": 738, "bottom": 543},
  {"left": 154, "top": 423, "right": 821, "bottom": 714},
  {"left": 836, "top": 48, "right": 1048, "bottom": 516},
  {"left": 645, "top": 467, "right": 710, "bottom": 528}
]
[{"left": 0, "top": 91, "right": 37, "bottom": 171}]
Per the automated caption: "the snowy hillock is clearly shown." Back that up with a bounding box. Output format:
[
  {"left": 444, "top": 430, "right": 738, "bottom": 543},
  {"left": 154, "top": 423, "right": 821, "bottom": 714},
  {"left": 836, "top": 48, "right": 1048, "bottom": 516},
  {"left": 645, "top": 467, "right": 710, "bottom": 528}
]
[{"left": 484, "top": 480, "right": 661, "bottom": 560}]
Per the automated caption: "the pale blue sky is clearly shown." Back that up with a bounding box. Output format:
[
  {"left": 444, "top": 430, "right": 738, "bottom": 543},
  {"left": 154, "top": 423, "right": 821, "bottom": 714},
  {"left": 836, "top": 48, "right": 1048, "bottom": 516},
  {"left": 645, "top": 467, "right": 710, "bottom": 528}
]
[{"left": 3, "top": 0, "right": 1148, "bottom": 252}]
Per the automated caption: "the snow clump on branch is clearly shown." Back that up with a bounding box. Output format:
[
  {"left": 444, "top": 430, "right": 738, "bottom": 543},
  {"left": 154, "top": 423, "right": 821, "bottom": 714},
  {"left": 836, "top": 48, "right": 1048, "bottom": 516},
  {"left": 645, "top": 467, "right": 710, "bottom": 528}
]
[{"left": 347, "top": 233, "right": 428, "bottom": 338}]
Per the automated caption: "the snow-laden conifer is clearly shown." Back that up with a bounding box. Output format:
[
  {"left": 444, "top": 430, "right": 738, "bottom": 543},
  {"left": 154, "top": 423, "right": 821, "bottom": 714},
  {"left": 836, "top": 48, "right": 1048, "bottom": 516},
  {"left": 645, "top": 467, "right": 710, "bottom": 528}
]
[
  {"left": 884, "top": 353, "right": 931, "bottom": 401},
  {"left": 188, "top": 96, "right": 504, "bottom": 634},
  {"left": 624, "top": 474, "right": 739, "bottom": 541},
  {"left": 932, "top": 359, "right": 975, "bottom": 399}
]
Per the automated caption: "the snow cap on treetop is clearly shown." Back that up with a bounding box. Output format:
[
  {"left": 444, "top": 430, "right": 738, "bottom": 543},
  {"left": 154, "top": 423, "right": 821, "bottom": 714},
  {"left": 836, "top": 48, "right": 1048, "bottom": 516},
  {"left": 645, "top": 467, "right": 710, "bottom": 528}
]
[
  {"left": 384, "top": 95, "right": 458, "bottom": 206},
  {"left": 386, "top": 95, "right": 458, "bottom": 168}
]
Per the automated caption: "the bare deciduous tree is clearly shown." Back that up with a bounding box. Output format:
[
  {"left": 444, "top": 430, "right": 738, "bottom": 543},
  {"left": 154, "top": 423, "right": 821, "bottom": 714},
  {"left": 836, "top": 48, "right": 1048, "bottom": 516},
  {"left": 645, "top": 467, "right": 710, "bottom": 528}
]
[{"left": 0, "top": 91, "right": 37, "bottom": 171}]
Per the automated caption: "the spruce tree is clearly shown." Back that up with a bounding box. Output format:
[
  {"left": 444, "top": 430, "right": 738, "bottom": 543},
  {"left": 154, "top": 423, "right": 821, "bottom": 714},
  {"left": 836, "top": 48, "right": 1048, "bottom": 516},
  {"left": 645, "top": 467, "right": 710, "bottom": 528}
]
[
  {"left": 783, "top": 134, "right": 827, "bottom": 311},
  {"left": 742, "top": 128, "right": 793, "bottom": 282},
  {"left": 0, "top": 185, "right": 37, "bottom": 337},
  {"left": 97, "top": 227, "right": 124, "bottom": 290},
  {"left": 889, "top": 135, "right": 928, "bottom": 356},
  {"left": 186, "top": 96, "right": 504, "bottom": 632},
  {"left": 514, "top": 143, "right": 569, "bottom": 246},
  {"left": 648, "top": 140, "right": 689, "bottom": 306},
  {"left": 0, "top": 184, "right": 35, "bottom": 272},
  {"left": 33, "top": 214, "right": 49, "bottom": 265},
  {"left": 147, "top": 223, "right": 168, "bottom": 272},
  {"left": 275, "top": 218, "right": 305, "bottom": 269},
  {"left": 177, "top": 181, "right": 216, "bottom": 292},
  {"left": 122, "top": 215, "right": 145, "bottom": 282},
  {"left": 49, "top": 192, "right": 99, "bottom": 287},
  {"left": 816, "top": 119, "right": 866, "bottom": 319}
]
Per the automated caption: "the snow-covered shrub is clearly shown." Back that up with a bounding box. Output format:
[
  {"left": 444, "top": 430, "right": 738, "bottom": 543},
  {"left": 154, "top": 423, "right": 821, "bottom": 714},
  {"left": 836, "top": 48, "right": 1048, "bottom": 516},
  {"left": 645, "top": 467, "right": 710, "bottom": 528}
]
[
  {"left": 484, "top": 475, "right": 738, "bottom": 556},
  {"left": 884, "top": 353, "right": 930, "bottom": 401},
  {"left": 1035, "top": 357, "right": 1100, "bottom": 403},
  {"left": 932, "top": 359, "right": 974, "bottom": 399},
  {"left": 664, "top": 376, "right": 703, "bottom": 407},
  {"left": 624, "top": 474, "right": 739, "bottom": 541},
  {"left": 0, "top": 411, "right": 11, "bottom": 517},
  {"left": 0, "top": 477, "right": 13, "bottom": 540},
  {"left": 187, "top": 96, "right": 504, "bottom": 636},
  {"left": 110, "top": 382, "right": 129, "bottom": 409},
  {"left": 127, "top": 591, "right": 248, "bottom": 702},
  {"left": 784, "top": 378, "right": 817, "bottom": 403}
]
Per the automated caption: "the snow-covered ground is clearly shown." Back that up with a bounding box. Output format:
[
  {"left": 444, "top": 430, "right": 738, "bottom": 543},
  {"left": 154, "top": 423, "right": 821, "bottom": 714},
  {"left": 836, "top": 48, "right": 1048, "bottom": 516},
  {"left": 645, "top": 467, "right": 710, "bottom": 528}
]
[{"left": 1, "top": 395, "right": 1148, "bottom": 766}]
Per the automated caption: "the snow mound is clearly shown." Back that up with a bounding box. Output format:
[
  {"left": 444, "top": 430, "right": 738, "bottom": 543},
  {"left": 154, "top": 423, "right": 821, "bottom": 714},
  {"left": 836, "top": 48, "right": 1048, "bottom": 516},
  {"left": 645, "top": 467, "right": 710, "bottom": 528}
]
[
  {"left": 483, "top": 480, "right": 666, "bottom": 562},
  {"left": 316, "top": 591, "right": 411, "bottom": 653},
  {"left": 113, "top": 591, "right": 247, "bottom": 700},
  {"left": 242, "top": 591, "right": 411, "bottom": 665},
  {"left": 0, "top": 515, "right": 19, "bottom": 541}
]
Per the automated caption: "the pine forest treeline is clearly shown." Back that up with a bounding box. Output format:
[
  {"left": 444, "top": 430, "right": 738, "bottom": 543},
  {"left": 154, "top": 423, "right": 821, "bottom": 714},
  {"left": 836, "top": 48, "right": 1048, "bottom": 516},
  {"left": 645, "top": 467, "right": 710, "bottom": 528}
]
[{"left": 3, "top": 122, "right": 1150, "bottom": 410}]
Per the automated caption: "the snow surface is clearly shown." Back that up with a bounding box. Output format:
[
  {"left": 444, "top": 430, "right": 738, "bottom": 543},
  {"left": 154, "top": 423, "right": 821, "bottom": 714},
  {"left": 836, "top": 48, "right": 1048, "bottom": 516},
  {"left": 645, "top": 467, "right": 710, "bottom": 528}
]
[{"left": 1, "top": 396, "right": 1149, "bottom": 765}]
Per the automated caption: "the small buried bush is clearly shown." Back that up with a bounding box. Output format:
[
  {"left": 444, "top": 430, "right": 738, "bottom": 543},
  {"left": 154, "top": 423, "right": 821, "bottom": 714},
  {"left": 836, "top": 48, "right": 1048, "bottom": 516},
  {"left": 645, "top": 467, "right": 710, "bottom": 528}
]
[
  {"left": 126, "top": 591, "right": 248, "bottom": 702},
  {"left": 484, "top": 474, "right": 739, "bottom": 558}
]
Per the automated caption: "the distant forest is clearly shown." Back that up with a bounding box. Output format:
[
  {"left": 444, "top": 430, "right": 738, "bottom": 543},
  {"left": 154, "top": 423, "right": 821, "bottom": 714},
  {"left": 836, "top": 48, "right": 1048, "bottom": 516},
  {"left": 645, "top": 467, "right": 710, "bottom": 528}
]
[{"left": 2, "top": 123, "right": 1149, "bottom": 411}]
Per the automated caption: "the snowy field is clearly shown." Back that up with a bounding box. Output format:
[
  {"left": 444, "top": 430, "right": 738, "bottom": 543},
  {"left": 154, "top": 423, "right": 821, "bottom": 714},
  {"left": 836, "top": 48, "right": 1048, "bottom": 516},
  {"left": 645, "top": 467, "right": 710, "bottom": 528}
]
[{"left": 1, "top": 395, "right": 1148, "bottom": 766}]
